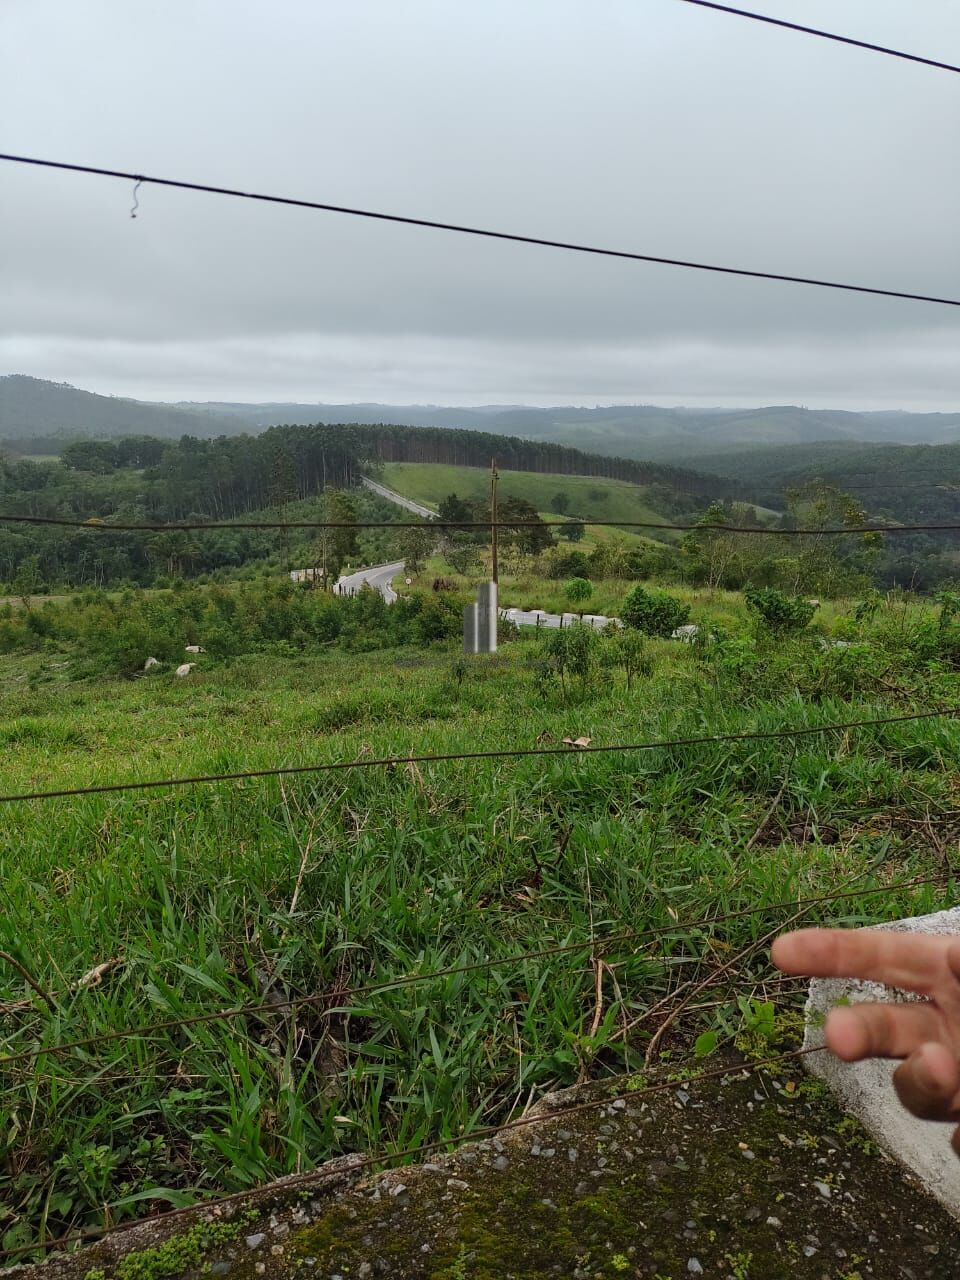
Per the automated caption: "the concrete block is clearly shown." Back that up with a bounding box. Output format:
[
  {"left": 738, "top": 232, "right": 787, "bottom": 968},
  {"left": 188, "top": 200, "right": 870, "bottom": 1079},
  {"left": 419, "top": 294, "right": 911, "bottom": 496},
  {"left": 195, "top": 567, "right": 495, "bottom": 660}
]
[{"left": 804, "top": 905, "right": 960, "bottom": 1217}]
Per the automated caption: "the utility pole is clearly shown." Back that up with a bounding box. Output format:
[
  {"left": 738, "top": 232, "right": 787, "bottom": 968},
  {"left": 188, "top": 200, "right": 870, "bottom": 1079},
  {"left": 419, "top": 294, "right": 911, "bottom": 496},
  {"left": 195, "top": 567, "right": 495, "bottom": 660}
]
[
  {"left": 465, "top": 457, "right": 499, "bottom": 654},
  {"left": 490, "top": 456, "right": 499, "bottom": 585}
]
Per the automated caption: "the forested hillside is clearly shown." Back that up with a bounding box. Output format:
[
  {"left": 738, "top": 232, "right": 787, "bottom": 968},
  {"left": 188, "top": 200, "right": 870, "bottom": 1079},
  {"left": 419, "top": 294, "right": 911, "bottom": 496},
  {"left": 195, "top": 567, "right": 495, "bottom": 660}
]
[
  {"left": 1, "top": 422, "right": 723, "bottom": 518},
  {"left": 0, "top": 375, "right": 237, "bottom": 441},
  {"left": 693, "top": 440, "right": 960, "bottom": 525},
  {"left": 5, "top": 377, "right": 959, "bottom": 462},
  {"left": 178, "top": 399, "right": 960, "bottom": 457},
  {"left": 0, "top": 422, "right": 726, "bottom": 592}
]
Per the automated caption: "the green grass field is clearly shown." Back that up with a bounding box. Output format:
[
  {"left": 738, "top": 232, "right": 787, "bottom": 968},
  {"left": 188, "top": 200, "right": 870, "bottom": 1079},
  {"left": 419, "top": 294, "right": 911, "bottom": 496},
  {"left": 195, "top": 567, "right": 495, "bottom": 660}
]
[
  {"left": 379, "top": 462, "right": 681, "bottom": 537},
  {"left": 1, "top": 596, "right": 958, "bottom": 1252},
  {"left": 399, "top": 556, "right": 859, "bottom": 624}
]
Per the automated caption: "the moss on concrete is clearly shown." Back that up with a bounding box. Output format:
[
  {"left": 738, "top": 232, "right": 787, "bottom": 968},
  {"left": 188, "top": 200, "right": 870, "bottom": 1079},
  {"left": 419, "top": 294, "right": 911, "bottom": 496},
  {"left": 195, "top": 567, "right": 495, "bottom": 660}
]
[
  {"left": 243, "top": 1061, "right": 960, "bottom": 1278},
  {"left": 16, "top": 1058, "right": 960, "bottom": 1280}
]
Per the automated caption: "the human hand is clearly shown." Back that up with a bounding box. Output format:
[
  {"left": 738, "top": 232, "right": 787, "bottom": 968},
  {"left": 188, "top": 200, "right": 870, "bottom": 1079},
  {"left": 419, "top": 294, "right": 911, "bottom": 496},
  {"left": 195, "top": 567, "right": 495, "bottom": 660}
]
[{"left": 772, "top": 927, "right": 960, "bottom": 1151}]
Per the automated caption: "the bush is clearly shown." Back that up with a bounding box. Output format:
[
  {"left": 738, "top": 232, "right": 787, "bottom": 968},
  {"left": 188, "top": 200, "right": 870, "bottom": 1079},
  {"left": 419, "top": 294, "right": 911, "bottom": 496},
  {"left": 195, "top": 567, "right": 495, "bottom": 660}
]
[
  {"left": 547, "top": 550, "right": 591, "bottom": 580},
  {"left": 601, "top": 627, "right": 651, "bottom": 690},
  {"left": 535, "top": 625, "right": 599, "bottom": 699},
  {"left": 621, "top": 586, "right": 690, "bottom": 637},
  {"left": 744, "top": 588, "right": 815, "bottom": 633},
  {"left": 563, "top": 577, "right": 593, "bottom": 605}
]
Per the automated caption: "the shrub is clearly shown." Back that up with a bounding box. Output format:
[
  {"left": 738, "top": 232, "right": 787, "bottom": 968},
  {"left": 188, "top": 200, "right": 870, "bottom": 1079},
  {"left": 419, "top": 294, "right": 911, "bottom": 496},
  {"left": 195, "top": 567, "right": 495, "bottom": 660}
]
[
  {"left": 548, "top": 550, "right": 591, "bottom": 580},
  {"left": 601, "top": 627, "right": 650, "bottom": 690},
  {"left": 536, "top": 624, "right": 599, "bottom": 699},
  {"left": 621, "top": 586, "right": 690, "bottom": 637},
  {"left": 563, "top": 577, "right": 593, "bottom": 605},
  {"left": 744, "top": 588, "right": 815, "bottom": 633}
]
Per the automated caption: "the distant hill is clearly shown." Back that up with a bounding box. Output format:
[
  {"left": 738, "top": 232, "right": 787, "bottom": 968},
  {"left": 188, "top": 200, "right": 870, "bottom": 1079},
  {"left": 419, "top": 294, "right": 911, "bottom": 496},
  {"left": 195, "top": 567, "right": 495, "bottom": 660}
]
[
  {"left": 0, "top": 375, "right": 238, "bottom": 440},
  {"left": 3, "top": 377, "right": 958, "bottom": 461},
  {"left": 692, "top": 439, "right": 960, "bottom": 526},
  {"left": 178, "top": 400, "right": 960, "bottom": 461}
]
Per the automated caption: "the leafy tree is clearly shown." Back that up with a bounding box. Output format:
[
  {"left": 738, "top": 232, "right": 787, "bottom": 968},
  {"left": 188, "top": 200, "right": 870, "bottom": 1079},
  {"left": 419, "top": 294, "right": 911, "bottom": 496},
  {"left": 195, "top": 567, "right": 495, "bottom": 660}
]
[
  {"left": 560, "top": 520, "right": 585, "bottom": 543},
  {"left": 395, "top": 522, "right": 433, "bottom": 574},
  {"left": 444, "top": 534, "right": 483, "bottom": 577},
  {"left": 682, "top": 501, "right": 732, "bottom": 588},
  {"left": 438, "top": 492, "right": 475, "bottom": 528},
  {"left": 311, "top": 490, "right": 360, "bottom": 588},
  {"left": 60, "top": 441, "right": 122, "bottom": 473},
  {"left": 550, "top": 491, "right": 571, "bottom": 514},
  {"left": 781, "top": 480, "right": 881, "bottom": 597},
  {"left": 145, "top": 531, "right": 200, "bottom": 578},
  {"left": 548, "top": 550, "right": 590, "bottom": 580},
  {"left": 12, "top": 555, "right": 43, "bottom": 604},
  {"left": 496, "top": 497, "right": 553, "bottom": 557}
]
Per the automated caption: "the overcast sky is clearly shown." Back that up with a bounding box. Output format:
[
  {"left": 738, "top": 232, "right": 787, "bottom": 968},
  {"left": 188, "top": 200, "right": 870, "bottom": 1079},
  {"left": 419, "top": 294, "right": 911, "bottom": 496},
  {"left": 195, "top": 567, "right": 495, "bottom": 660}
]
[{"left": 1, "top": 0, "right": 958, "bottom": 410}]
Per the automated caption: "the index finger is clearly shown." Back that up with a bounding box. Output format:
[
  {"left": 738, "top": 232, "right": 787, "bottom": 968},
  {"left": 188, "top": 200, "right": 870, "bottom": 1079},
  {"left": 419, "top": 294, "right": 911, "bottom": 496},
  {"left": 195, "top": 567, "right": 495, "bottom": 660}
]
[{"left": 771, "top": 927, "right": 950, "bottom": 996}]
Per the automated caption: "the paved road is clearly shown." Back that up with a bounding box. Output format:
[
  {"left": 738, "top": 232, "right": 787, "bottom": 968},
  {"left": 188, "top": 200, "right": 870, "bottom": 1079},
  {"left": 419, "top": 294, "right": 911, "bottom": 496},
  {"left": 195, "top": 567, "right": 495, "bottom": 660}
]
[
  {"left": 361, "top": 476, "right": 435, "bottom": 519},
  {"left": 357, "top": 479, "right": 618, "bottom": 629},
  {"left": 334, "top": 560, "right": 406, "bottom": 604}
]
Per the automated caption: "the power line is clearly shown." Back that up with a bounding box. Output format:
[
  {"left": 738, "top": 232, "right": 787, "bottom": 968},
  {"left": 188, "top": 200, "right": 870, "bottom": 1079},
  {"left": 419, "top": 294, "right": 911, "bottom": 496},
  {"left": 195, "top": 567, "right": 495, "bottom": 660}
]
[
  {"left": 2, "top": 865, "right": 949, "bottom": 1070},
  {"left": 1, "top": 511, "right": 957, "bottom": 536},
  {"left": 0, "top": 1043, "right": 826, "bottom": 1261},
  {"left": 1, "top": 152, "right": 957, "bottom": 309},
  {"left": 676, "top": 1, "right": 960, "bottom": 75},
  {"left": 0, "top": 707, "right": 953, "bottom": 806}
]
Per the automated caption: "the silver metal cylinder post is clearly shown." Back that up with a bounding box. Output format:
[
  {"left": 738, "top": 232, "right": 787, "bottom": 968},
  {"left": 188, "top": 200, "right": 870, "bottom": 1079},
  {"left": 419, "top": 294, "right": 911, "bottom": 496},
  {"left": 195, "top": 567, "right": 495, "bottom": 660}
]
[
  {"left": 463, "top": 602, "right": 479, "bottom": 654},
  {"left": 475, "top": 581, "right": 498, "bottom": 653}
]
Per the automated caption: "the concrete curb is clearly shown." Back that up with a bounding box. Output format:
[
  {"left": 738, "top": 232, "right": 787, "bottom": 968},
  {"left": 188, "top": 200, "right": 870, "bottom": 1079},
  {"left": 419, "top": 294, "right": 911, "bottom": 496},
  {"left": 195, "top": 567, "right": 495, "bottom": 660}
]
[{"left": 804, "top": 904, "right": 960, "bottom": 1218}]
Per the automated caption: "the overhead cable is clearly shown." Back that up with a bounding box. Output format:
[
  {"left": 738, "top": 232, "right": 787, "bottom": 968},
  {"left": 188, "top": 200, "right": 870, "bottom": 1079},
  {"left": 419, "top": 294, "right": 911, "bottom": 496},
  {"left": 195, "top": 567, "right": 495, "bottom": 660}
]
[
  {"left": 677, "top": 1, "right": 960, "bottom": 75},
  {"left": 0, "top": 706, "right": 953, "bottom": 805},
  {"left": 0, "top": 512, "right": 957, "bottom": 536},
  {"left": 1, "top": 153, "right": 957, "bottom": 308},
  {"left": 0, "top": 867, "right": 949, "bottom": 1070}
]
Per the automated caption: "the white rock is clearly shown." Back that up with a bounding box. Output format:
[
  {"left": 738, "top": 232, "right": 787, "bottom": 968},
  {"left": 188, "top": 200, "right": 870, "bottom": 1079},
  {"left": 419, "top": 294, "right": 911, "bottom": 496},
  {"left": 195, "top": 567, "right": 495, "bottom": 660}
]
[
  {"left": 184, "top": 645, "right": 206, "bottom": 653},
  {"left": 804, "top": 904, "right": 960, "bottom": 1217},
  {"left": 143, "top": 656, "right": 160, "bottom": 670},
  {"left": 672, "top": 624, "right": 700, "bottom": 641},
  {"left": 175, "top": 662, "right": 195, "bottom": 677}
]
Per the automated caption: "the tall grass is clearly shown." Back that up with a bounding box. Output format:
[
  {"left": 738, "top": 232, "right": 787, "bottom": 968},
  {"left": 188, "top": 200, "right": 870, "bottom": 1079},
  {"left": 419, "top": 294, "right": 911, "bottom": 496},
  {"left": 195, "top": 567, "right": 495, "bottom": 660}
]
[{"left": 0, "top": 604, "right": 957, "bottom": 1252}]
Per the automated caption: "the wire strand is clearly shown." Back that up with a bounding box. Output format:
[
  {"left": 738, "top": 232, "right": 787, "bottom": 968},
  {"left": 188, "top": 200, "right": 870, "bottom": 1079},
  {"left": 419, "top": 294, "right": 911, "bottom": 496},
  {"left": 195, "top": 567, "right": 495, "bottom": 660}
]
[
  {"left": 1, "top": 866, "right": 951, "bottom": 1070},
  {"left": 1, "top": 152, "right": 957, "bottom": 309},
  {"left": 0, "top": 511, "right": 956, "bottom": 535},
  {"left": 676, "top": 1, "right": 960, "bottom": 75},
  {"left": 0, "top": 706, "right": 953, "bottom": 806}
]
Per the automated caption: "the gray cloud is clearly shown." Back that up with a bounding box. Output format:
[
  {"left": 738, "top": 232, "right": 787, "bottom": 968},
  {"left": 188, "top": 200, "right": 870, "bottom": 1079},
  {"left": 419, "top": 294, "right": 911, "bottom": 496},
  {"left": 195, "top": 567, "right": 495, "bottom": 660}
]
[{"left": 1, "top": 0, "right": 958, "bottom": 409}]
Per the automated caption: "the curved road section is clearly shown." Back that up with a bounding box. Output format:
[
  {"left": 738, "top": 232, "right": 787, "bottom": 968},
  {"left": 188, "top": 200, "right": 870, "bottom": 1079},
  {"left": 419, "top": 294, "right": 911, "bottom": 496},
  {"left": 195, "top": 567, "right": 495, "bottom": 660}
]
[
  {"left": 298, "top": 481, "right": 622, "bottom": 629},
  {"left": 361, "top": 476, "right": 435, "bottom": 519},
  {"left": 335, "top": 560, "right": 405, "bottom": 604}
]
